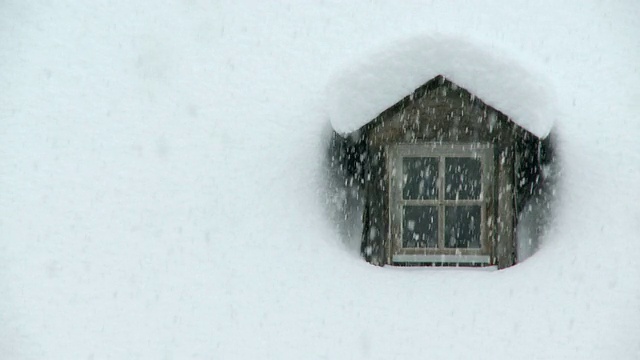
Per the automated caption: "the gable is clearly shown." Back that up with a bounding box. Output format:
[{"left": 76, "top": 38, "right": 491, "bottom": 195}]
[{"left": 363, "top": 76, "right": 523, "bottom": 148}]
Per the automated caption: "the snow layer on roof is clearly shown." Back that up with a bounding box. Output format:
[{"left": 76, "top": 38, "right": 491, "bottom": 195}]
[{"left": 327, "top": 35, "right": 557, "bottom": 138}]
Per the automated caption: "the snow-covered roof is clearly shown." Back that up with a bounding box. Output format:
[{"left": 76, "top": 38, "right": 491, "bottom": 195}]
[{"left": 326, "top": 35, "right": 557, "bottom": 139}]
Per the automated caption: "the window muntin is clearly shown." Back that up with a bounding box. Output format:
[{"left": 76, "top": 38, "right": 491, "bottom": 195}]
[{"left": 389, "top": 144, "right": 494, "bottom": 264}]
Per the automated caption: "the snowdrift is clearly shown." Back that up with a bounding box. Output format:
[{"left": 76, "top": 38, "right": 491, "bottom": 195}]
[{"left": 1, "top": 1, "right": 639, "bottom": 359}]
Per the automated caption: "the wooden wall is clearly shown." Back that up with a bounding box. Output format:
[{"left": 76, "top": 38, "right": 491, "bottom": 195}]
[{"left": 356, "top": 76, "right": 530, "bottom": 268}]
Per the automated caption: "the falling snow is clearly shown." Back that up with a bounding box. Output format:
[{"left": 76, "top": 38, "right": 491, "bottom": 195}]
[{"left": 1, "top": 1, "right": 639, "bottom": 359}]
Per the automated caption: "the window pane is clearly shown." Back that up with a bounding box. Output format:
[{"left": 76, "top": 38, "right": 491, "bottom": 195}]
[
  {"left": 403, "top": 157, "right": 439, "bottom": 200},
  {"left": 402, "top": 206, "right": 438, "bottom": 248},
  {"left": 445, "top": 157, "right": 482, "bottom": 200},
  {"left": 445, "top": 206, "right": 481, "bottom": 248}
]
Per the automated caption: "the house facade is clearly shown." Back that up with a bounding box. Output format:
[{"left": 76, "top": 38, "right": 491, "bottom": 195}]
[{"left": 335, "top": 75, "right": 547, "bottom": 269}]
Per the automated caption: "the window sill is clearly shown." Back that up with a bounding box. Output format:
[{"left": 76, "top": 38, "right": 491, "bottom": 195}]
[{"left": 392, "top": 254, "right": 490, "bottom": 264}]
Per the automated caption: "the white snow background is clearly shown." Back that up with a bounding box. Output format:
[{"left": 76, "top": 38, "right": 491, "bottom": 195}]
[{"left": 1, "top": 1, "right": 639, "bottom": 359}]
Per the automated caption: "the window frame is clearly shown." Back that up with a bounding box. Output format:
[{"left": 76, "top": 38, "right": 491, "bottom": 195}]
[{"left": 387, "top": 143, "right": 495, "bottom": 265}]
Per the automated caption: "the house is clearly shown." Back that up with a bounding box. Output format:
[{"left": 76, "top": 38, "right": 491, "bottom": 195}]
[{"left": 331, "top": 75, "right": 552, "bottom": 269}]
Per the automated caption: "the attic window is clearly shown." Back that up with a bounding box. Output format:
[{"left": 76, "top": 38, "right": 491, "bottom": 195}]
[
  {"left": 389, "top": 144, "right": 494, "bottom": 265},
  {"left": 327, "top": 75, "right": 556, "bottom": 269}
]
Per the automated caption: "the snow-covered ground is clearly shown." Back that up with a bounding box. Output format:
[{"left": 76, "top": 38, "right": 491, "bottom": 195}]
[{"left": 1, "top": 1, "right": 639, "bottom": 359}]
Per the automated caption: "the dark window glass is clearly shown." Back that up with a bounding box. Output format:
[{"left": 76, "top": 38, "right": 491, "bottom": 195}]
[
  {"left": 403, "top": 157, "right": 439, "bottom": 200},
  {"left": 444, "top": 206, "right": 481, "bottom": 248},
  {"left": 445, "top": 157, "right": 482, "bottom": 200},
  {"left": 402, "top": 206, "right": 438, "bottom": 248}
]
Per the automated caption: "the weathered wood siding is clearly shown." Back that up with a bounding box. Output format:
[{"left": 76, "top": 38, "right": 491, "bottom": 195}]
[{"left": 359, "top": 76, "right": 526, "bottom": 268}]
